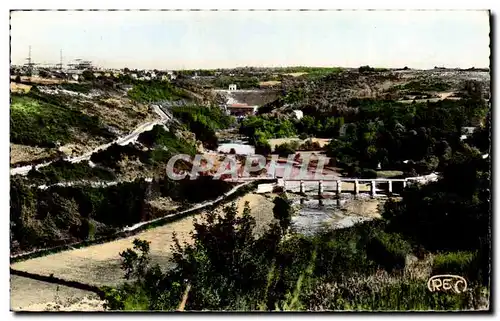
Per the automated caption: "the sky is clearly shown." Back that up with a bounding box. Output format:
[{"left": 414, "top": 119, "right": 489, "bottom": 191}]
[{"left": 10, "top": 10, "right": 490, "bottom": 70}]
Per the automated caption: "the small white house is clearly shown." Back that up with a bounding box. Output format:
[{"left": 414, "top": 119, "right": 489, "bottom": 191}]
[
  {"left": 293, "top": 110, "right": 304, "bottom": 120},
  {"left": 228, "top": 84, "right": 237, "bottom": 91}
]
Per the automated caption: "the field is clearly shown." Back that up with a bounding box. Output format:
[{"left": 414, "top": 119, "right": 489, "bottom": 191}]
[
  {"left": 11, "top": 193, "right": 275, "bottom": 287},
  {"left": 268, "top": 137, "right": 332, "bottom": 150},
  {"left": 11, "top": 213, "right": 199, "bottom": 287},
  {"left": 259, "top": 80, "right": 281, "bottom": 87},
  {"left": 10, "top": 82, "right": 32, "bottom": 93},
  {"left": 10, "top": 143, "right": 57, "bottom": 165},
  {"left": 10, "top": 275, "right": 104, "bottom": 311}
]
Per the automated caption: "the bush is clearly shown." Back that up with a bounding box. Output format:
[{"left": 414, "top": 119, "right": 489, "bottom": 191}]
[
  {"left": 172, "top": 106, "right": 233, "bottom": 149},
  {"left": 138, "top": 124, "right": 196, "bottom": 157},
  {"left": 367, "top": 232, "right": 412, "bottom": 271},
  {"left": 361, "top": 168, "right": 378, "bottom": 179},
  {"left": 255, "top": 138, "right": 271, "bottom": 155},
  {"left": 274, "top": 142, "right": 299, "bottom": 157},
  {"left": 298, "top": 133, "right": 309, "bottom": 140},
  {"left": 27, "top": 160, "right": 116, "bottom": 185},
  {"left": 432, "top": 251, "right": 478, "bottom": 280},
  {"left": 299, "top": 139, "right": 321, "bottom": 151}
]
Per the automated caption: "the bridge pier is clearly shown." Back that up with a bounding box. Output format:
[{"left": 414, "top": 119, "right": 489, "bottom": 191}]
[
  {"left": 354, "top": 180, "right": 359, "bottom": 195},
  {"left": 336, "top": 180, "right": 342, "bottom": 198},
  {"left": 403, "top": 180, "right": 407, "bottom": 189},
  {"left": 300, "top": 180, "right": 304, "bottom": 194},
  {"left": 283, "top": 179, "right": 286, "bottom": 191},
  {"left": 370, "top": 181, "right": 376, "bottom": 198},
  {"left": 388, "top": 180, "right": 393, "bottom": 195},
  {"left": 318, "top": 180, "right": 323, "bottom": 198}
]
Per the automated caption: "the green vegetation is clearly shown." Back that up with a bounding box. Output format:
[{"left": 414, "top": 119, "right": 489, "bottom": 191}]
[
  {"left": 10, "top": 176, "right": 232, "bottom": 253},
  {"left": 306, "top": 277, "right": 476, "bottom": 310},
  {"left": 127, "top": 80, "right": 189, "bottom": 103},
  {"left": 102, "top": 193, "right": 488, "bottom": 310},
  {"left": 10, "top": 93, "right": 113, "bottom": 147},
  {"left": 27, "top": 160, "right": 116, "bottom": 185},
  {"left": 394, "top": 80, "right": 452, "bottom": 93},
  {"left": 60, "top": 82, "right": 93, "bottom": 93},
  {"left": 367, "top": 231, "right": 412, "bottom": 271},
  {"left": 359, "top": 65, "right": 389, "bottom": 73},
  {"left": 433, "top": 252, "right": 478, "bottom": 278},
  {"left": 11, "top": 69, "right": 490, "bottom": 311},
  {"left": 172, "top": 105, "right": 234, "bottom": 149},
  {"left": 101, "top": 123, "right": 490, "bottom": 310},
  {"left": 240, "top": 114, "right": 344, "bottom": 145},
  {"left": 298, "top": 139, "right": 321, "bottom": 151},
  {"left": 138, "top": 125, "right": 196, "bottom": 160},
  {"left": 278, "top": 66, "right": 343, "bottom": 80},
  {"left": 326, "top": 94, "right": 488, "bottom": 176},
  {"left": 274, "top": 141, "right": 300, "bottom": 156},
  {"left": 87, "top": 125, "right": 196, "bottom": 171},
  {"left": 90, "top": 143, "right": 146, "bottom": 170},
  {"left": 213, "top": 75, "right": 260, "bottom": 89}
]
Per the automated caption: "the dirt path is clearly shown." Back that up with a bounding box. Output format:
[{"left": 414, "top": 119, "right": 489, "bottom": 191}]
[
  {"left": 10, "top": 275, "right": 104, "bottom": 311},
  {"left": 237, "top": 193, "right": 276, "bottom": 235}
]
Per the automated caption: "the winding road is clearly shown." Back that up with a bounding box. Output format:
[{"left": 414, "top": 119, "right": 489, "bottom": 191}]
[{"left": 10, "top": 104, "right": 171, "bottom": 176}]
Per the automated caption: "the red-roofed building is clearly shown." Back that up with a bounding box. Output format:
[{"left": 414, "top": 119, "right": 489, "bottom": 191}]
[{"left": 226, "top": 103, "right": 258, "bottom": 116}]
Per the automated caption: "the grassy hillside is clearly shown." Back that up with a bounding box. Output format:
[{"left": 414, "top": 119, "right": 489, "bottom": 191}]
[{"left": 10, "top": 93, "right": 113, "bottom": 148}]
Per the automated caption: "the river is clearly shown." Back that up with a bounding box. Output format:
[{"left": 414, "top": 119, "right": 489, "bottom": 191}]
[{"left": 214, "top": 138, "right": 379, "bottom": 236}]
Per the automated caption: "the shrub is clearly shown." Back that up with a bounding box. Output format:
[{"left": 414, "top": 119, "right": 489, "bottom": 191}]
[
  {"left": 274, "top": 142, "right": 299, "bottom": 157},
  {"left": 27, "top": 160, "right": 116, "bottom": 185},
  {"left": 361, "top": 168, "right": 378, "bottom": 179},
  {"left": 255, "top": 138, "right": 272, "bottom": 155},
  {"left": 299, "top": 139, "right": 321, "bottom": 151},
  {"left": 367, "top": 232, "right": 412, "bottom": 271},
  {"left": 432, "top": 251, "right": 478, "bottom": 280},
  {"left": 298, "top": 133, "right": 309, "bottom": 140},
  {"left": 138, "top": 124, "right": 196, "bottom": 157}
]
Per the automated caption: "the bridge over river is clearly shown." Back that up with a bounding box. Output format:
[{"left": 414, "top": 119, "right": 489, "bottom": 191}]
[{"left": 224, "top": 173, "right": 439, "bottom": 198}]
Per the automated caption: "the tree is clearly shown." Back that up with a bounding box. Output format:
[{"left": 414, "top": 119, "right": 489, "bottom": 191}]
[
  {"left": 273, "top": 195, "right": 293, "bottom": 234},
  {"left": 81, "top": 70, "right": 95, "bottom": 82}
]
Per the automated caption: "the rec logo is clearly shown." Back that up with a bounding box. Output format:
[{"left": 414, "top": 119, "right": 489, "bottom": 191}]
[{"left": 427, "top": 275, "right": 468, "bottom": 294}]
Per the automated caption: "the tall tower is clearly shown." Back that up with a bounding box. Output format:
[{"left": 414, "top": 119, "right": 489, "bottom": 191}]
[
  {"left": 26, "top": 45, "right": 31, "bottom": 66},
  {"left": 57, "top": 49, "right": 63, "bottom": 70},
  {"left": 25, "top": 45, "right": 35, "bottom": 76}
]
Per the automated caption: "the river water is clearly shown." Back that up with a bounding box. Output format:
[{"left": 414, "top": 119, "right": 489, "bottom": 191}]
[
  {"left": 217, "top": 138, "right": 256, "bottom": 155},
  {"left": 289, "top": 196, "right": 376, "bottom": 236},
  {"left": 217, "top": 139, "right": 377, "bottom": 235}
]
